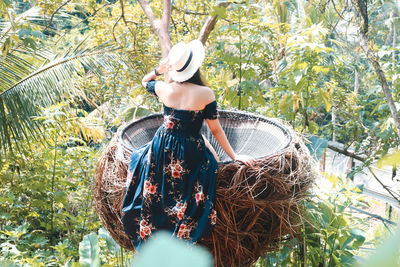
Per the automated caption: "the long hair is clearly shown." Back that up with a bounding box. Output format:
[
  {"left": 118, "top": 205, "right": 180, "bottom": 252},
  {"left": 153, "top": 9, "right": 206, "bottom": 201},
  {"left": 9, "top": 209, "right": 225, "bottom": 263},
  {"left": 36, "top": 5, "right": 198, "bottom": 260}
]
[{"left": 185, "top": 69, "right": 208, "bottom": 86}]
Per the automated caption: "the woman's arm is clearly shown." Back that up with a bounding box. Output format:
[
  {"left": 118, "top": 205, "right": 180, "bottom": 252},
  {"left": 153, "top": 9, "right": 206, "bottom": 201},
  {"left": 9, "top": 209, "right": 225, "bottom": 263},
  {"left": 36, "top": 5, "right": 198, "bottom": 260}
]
[
  {"left": 206, "top": 118, "right": 254, "bottom": 167},
  {"left": 141, "top": 58, "right": 170, "bottom": 88},
  {"left": 202, "top": 135, "right": 219, "bottom": 162}
]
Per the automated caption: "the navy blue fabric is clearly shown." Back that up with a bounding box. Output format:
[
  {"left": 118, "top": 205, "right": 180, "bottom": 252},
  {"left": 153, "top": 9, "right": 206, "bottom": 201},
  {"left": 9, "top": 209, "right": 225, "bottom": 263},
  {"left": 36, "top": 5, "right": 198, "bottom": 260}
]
[
  {"left": 121, "top": 81, "right": 219, "bottom": 249},
  {"left": 146, "top": 80, "right": 157, "bottom": 96}
]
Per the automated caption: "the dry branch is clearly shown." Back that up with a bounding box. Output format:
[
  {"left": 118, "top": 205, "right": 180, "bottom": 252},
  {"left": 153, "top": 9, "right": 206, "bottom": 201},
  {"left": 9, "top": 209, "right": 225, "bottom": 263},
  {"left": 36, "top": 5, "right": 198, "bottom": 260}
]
[
  {"left": 327, "top": 141, "right": 366, "bottom": 162},
  {"left": 44, "top": 0, "right": 72, "bottom": 31},
  {"left": 199, "top": 2, "right": 230, "bottom": 44}
]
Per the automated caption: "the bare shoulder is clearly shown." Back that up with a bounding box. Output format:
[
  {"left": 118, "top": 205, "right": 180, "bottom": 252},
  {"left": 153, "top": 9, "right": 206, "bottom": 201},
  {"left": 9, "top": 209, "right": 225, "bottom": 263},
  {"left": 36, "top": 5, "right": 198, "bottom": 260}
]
[{"left": 199, "top": 86, "right": 215, "bottom": 103}]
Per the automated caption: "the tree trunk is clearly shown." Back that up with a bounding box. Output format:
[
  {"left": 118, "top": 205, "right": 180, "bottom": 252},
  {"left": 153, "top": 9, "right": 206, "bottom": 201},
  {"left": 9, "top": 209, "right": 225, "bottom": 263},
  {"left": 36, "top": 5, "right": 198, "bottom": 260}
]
[{"left": 355, "top": 0, "right": 400, "bottom": 138}]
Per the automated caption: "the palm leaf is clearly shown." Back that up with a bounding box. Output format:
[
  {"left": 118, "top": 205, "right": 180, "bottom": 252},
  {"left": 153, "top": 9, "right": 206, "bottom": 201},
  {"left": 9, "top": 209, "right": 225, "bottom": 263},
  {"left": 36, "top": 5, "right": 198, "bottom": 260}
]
[{"left": 0, "top": 41, "right": 119, "bottom": 158}]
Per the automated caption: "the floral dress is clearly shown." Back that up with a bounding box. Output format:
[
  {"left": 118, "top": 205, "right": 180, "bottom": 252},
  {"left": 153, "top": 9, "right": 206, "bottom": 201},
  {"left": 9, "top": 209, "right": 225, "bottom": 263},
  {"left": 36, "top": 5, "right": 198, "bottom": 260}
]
[{"left": 121, "top": 80, "right": 218, "bottom": 249}]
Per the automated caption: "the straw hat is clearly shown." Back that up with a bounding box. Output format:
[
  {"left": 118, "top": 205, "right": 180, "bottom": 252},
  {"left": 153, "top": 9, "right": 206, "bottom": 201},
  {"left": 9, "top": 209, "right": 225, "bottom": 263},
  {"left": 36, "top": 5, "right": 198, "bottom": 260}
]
[{"left": 167, "top": 40, "right": 205, "bottom": 82}]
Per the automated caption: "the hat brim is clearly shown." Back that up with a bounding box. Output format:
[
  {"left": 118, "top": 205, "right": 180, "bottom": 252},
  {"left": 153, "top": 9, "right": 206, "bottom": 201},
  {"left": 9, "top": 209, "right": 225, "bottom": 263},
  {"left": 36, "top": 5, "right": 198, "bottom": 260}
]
[{"left": 169, "top": 40, "right": 205, "bottom": 82}]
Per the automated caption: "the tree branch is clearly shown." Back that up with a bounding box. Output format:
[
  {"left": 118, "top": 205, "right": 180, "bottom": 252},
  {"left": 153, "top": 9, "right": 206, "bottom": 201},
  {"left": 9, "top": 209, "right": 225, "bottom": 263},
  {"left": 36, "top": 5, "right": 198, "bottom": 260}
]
[
  {"left": 138, "top": 0, "right": 159, "bottom": 34},
  {"left": 349, "top": 206, "right": 397, "bottom": 226},
  {"left": 172, "top": 5, "right": 209, "bottom": 16},
  {"left": 198, "top": 2, "right": 230, "bottom": 44},
  {"left": 327, "top": 141, "right": 367, "bottom": 162},
  {"left": 44, "top": 0, "right": 72, "bottom": 31},
  {"left": 159, "top": 0, "right": 172, "bottom": 56},
  {"left": 354, "top": 0, "right": 400, "bottom": 138},
  {"left": 161, "top": 0, "right": 171, "bottom": 32},
  {"left": 368, "top": 167, "right": 400, "bottom": 203}
]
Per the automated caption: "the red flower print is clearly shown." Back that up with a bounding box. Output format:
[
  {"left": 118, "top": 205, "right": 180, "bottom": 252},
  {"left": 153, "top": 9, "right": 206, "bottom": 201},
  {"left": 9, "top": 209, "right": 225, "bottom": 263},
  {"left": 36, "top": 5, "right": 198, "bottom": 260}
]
[
  {"left": 177, "top": 224, "right": 190, "bottom": 239},
  {"left": 140, "top": 219, "right": 148, "bottom": 226},
  {"left": 143, "top": 226, "right": 151, "bottom": 235},
  {"left": 143, "top": 181, "right": 157, "bottom": 197},
  {"left": 180, "top": 204, "right": 187, "bottom": 213},
  {"left": 176, "top": 202, "right": 183, "bottom": 208},
  {"left": 172, "top": 170, "right": 181, "bottom": 178},
  {"left": 171, "top": 159, "right": 176, "bottom": 165},
  {"left": 163, "top": 115, "right": 175, "bottom": 130},
  {"left": 144, "top": 181, "right": 150, "bottom": 189},
  {"left": 177, "top": 211, "right": 184, "bottom": 220},
  {"left": 174, "top": 164, "right": 182, "bottom": 172},
  {"left": 140, "top": 230, "right": 146, "bottom": 239},
  {"left": 177, "top": 229, "right": 184, "bottom": 238},
  {"left": 149, "top": 185, "right": 156, "bottom": 194},
  {"left": 195, "top": 192, "right": 205, "bottom": 205},
  {"left": 211, "top": 209, "right": 217, "bottom": 225},
  {"left": 183, "top": 231, "right": 190, "bottom": 239}
]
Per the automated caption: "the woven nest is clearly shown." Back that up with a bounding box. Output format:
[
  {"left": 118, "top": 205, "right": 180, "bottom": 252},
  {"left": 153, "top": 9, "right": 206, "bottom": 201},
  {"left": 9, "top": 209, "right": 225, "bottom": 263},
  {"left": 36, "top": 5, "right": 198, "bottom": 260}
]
[{"left": 94, "top": 110, "right": 315, "bottom": 267}]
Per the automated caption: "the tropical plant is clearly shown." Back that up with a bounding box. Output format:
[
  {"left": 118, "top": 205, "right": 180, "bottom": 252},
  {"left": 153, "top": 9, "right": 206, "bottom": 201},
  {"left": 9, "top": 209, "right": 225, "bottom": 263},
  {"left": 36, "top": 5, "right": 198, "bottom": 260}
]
[{"left": 0, "top": 2, "right": 119, "bottom": 159}]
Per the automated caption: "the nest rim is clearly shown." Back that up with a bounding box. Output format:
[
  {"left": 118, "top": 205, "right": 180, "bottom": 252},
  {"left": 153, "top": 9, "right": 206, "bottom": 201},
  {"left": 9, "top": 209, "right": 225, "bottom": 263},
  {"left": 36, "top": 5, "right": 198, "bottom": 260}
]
[{"left": 119, "top": 110, "right": 293, "bottom": 164}]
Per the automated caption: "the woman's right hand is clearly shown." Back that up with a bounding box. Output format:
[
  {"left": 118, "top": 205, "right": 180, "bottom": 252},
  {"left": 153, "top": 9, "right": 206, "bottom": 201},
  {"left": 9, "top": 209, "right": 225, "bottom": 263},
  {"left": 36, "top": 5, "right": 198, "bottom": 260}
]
[
  {"left": 234, "top": 154, "right": 255, "bottom": 167},
  {"left": 157, "top": 58, "right": 170, "bottom": 74}
]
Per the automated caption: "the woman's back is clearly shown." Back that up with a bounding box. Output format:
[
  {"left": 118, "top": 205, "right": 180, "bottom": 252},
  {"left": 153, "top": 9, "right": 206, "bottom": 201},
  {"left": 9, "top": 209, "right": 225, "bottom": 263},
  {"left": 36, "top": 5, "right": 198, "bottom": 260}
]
[{"left": 156, "top": 81, "right": 215, "bottom": 111}]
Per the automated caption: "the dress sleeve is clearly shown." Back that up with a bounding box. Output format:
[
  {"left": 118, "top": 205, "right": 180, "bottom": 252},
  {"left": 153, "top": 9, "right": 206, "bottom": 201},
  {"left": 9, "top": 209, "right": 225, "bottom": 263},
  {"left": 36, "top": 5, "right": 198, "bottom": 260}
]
[
  {"left": 146, "top": 80, "right": 157, "bottom": 96},
  {"left": 203, "top": 100, "right": 219, "bottom": 120}
]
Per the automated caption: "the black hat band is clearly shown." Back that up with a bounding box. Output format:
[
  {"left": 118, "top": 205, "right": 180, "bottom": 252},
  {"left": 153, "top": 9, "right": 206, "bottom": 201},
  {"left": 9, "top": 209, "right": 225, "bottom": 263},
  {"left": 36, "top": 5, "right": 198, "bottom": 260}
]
[{"left": 176, "top": 50, "right": 193, "bottom": 72}]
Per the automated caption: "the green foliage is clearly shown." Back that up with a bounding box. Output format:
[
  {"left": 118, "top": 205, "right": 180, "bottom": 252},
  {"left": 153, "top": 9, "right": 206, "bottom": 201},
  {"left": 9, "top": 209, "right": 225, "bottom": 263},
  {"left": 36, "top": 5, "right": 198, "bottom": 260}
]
[
  {"left": 1, "top": 0, "right": 400, "bottom": 266},
  {"left": 255, "top": 175, "right": 369, "bottom": 267},
  {"left": 79, "top": 233, "right": 100, "bottom": 267}
]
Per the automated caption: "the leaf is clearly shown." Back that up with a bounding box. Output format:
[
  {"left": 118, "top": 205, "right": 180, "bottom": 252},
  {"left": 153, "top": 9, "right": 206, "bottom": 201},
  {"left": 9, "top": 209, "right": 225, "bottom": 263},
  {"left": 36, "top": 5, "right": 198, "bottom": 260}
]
[
  {"left": 133, "top": 231, "right": 213, "bottom": 267},
  {"left": 377, "top": 150, "right": 400, "bottom": 168},
  {"left": 79, "top": 233, "right": 101, "bottom": 267},
  {"left": 211, "top": 6, "right": 227, "bottom": 18},
  {"left": 312, "top": 65, "right": 330, "bottom": 74},
  {"left": 0, "top": 41, "right": 119, "bottom": 157},
  {"left": 318, "top": 88, "right": 332, "bottom": 112},
  {"left": 98, "top": 227, "right": 120, "bottom": 254},
  {"left": 356, "top": 227, "right": 400, "bottom": 267},
  {"left": 323, "top": 172, "right": 338, "bottom": 187}
]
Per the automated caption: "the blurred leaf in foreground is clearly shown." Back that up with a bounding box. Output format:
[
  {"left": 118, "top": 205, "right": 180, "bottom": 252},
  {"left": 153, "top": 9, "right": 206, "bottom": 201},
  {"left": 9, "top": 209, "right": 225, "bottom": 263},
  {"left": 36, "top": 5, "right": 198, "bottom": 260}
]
[
  {"left": 133, "top": 231, "right": 213, "bottom": 267},
  {"left": 356, "top": 227, "right": 400, "bottom": 267}
]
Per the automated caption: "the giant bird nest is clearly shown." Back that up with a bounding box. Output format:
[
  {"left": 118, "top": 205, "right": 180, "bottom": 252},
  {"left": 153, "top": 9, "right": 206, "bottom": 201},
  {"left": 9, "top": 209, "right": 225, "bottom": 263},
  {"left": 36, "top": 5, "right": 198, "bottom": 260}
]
[{"left": 94, "top": 110, "right": 315, "bottom": 267}]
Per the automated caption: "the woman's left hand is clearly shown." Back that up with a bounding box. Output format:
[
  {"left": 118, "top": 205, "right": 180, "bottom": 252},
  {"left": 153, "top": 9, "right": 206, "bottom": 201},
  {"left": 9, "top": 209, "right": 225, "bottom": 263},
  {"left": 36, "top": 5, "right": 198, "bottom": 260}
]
[{"left": 234, "top": 154, "right": 255, "bottom": 167}]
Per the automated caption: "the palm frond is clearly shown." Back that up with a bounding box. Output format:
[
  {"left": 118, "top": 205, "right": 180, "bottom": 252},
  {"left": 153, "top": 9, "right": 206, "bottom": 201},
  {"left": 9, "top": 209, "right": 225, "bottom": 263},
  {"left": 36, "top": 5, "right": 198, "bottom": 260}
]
[
  {"left": 0, "top": 7, "right": 43, "bottom": 45},
  {"left": 0, "top": 41, "right": 120, "bottom": 158}
]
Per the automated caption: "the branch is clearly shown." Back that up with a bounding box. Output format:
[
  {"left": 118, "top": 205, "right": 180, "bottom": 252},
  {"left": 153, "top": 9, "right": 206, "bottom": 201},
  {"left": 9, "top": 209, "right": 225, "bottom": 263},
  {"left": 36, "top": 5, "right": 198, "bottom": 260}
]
[
  {"left": 327, "top": 141, "right": 367, "bottom": 162},
  {"left": 172, "top": 5, "right": 209, "bottom": 16},
  {"left": 44, "top": 0, "right": 72, "bottom": 31},
  {"left": 138, "top": 0, "right": 159, "bottom": 34},
  {"left": 349, "top": 206, "right": 397, "bottom": 226},
  {"left": 198, "top": 2, "right": 230, "bottom": 44},
  {"left": 159, "top": 0, "right": 172, "bottom": 56},
  {"left": 161, "top": 0, "right": 171, "bottom": 32},
  {"left": 112, "top": 15, "right": 122, "bottom": 42},
  {"left": 368, "top": 167, "right": 400, "bottom": 203}
]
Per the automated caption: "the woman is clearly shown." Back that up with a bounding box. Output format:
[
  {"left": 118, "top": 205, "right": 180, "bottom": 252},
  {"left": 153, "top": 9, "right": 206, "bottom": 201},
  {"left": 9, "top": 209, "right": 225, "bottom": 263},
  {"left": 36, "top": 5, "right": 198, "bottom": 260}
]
[{"left": 121, "top": 40, "right": 254, "bottom": 249}]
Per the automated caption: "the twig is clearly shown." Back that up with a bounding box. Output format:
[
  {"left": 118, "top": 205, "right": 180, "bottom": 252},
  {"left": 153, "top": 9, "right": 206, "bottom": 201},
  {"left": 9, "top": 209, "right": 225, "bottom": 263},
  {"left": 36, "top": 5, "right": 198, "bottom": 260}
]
[
  {"left": 112, "top": 15, "right": 122, "bottom": 43},
  {"left": 368, "top": 167, "right": 400, "bottom": 203},
  {"left": 327, "top": 141, "right": 367, "bottom": 162},
  {"left": 172, "top": 5, "right": 209, "bottom": 16},
  {"left": 44, "top": 0, "right": 72, "bottom": 31}
]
